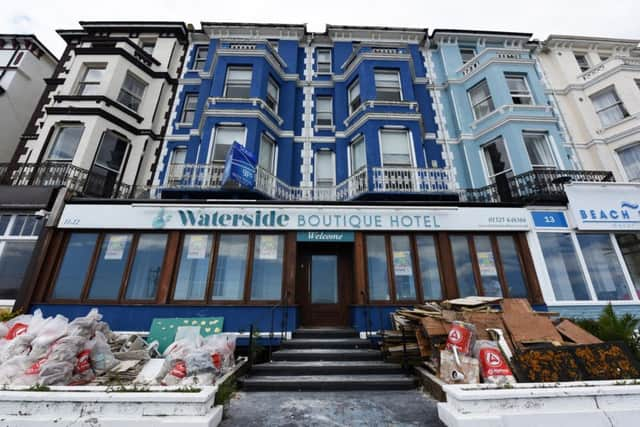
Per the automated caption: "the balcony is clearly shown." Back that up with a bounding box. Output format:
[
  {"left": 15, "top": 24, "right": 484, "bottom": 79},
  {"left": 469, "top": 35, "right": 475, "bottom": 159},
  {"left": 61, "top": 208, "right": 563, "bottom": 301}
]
[
  {"left": 161, "top": 164, "right": 454, "bottom": 201},
  {"left": 461, "top": 169, "right": 615, "bottom": 204},
  {"left": 577, "top": 55, "right": 640, "bottom": 83},
  {"left": 0, "top": 162, "right": 132, "bottom": 199}
]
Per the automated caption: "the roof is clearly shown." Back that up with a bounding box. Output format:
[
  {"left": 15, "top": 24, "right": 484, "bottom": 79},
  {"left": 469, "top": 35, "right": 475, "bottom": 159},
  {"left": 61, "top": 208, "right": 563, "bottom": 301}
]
[
  {"left": 544, "top": 34, "right": 640, "bottom": 49},
  {"left": 0, "top": 34, "right": 58, "bottom": 62},
  {"left": 57, "top": 21, "right": 189, "bottom": 42}
]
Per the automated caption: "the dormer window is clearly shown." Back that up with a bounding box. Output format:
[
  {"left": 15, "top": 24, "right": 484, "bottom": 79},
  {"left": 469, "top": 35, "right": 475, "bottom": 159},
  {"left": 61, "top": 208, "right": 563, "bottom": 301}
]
[{"left": 460, "top": 47, "right": 476, "bottom": 64}]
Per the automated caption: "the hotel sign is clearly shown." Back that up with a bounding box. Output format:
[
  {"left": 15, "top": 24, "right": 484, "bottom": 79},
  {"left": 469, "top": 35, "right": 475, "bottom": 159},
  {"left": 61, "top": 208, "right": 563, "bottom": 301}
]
[
  {"left": 59, "top": 204, "right": 531, "bottom": 231},
  {"left": 566, "top": 183, "right": 640, "bottom": 231}
]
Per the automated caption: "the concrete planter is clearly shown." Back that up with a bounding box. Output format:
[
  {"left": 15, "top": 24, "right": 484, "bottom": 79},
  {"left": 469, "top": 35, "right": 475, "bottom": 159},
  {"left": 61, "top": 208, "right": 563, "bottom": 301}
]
[
  {"left": 0, "top": 385, "right": 222, "bottom": 427},
  {"left": 438, "top": 380, "right": 640, "bottom": 427}
]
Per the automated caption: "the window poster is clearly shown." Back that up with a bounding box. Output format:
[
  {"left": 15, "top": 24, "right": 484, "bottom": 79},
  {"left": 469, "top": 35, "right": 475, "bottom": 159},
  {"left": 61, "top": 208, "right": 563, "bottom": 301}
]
[
  {"left": 104, "top": 235, "right": 128, "bottom": 260},
  {"left": 477, "top": 251, "right": 498, "bottom": 276},
  {"left": 258, "top": 235, "right": 278, "bottom": 260},
  {"left": 186, "top": 235, "right": 208, "bottom": 259},
  {"left": 393, "top": 251, "right": 412, "bottom": 276}
]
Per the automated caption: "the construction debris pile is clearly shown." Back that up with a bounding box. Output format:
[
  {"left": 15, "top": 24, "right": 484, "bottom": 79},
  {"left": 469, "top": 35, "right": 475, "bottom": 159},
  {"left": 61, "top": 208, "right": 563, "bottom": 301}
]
[
  {"left": 0, "top": 309, "right": 236, "bottom": 387},
  {"left": 383, "top": 297, "right": 640, "bottom": 384}
]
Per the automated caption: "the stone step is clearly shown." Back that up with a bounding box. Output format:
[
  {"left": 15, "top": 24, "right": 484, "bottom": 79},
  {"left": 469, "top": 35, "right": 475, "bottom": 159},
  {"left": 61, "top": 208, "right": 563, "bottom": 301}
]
[
  {"left": 281, "top": 338, "right": 372, "bottom": 350},
  {"left": 271, "top": 348, "right": 381, "bottom": 362},
  {"left": 240, "top": 374, "right": 417, "bottom": 391},
  {"left": 250, "top": 361, "right": 404, "bottom": 376},
  {"left": 293, "top": 328, "right": 359, "bottom": 339}
]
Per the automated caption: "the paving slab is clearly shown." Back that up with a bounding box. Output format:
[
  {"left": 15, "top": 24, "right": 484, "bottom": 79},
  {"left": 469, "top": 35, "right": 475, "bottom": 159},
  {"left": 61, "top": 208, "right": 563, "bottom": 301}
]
[{"left": 220, "top": 390, "right": 444, "bottom": 427}]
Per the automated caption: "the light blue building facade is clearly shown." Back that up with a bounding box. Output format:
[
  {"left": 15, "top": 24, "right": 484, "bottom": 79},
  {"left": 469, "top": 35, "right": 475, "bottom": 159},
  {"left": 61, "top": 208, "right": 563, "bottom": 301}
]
[{"left": 427, "top": 30, "right": 577, "bottom": 195}]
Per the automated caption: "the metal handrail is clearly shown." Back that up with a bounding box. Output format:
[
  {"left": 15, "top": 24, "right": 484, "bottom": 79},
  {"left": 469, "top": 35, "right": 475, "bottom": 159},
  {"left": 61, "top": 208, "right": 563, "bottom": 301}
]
[{"left": 246, "top": 290, "right": 291, "bottom": 369}]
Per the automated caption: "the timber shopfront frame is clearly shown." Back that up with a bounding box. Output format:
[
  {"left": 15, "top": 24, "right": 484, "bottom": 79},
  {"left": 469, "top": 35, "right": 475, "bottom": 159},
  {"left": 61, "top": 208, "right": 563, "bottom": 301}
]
[{"left": 22, "top": 201, "right": 545, "bottom": 331}]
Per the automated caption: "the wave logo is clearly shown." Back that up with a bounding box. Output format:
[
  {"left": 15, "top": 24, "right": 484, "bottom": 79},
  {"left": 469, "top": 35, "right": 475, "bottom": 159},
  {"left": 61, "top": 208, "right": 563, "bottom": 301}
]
[{"left": 621, "top": 201, "right": 640, "bottom": 211}]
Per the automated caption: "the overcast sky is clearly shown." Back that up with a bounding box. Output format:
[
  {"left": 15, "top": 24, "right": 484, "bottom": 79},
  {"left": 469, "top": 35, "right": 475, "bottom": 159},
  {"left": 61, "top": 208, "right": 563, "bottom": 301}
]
[{"left": 2, "top": 0, "right": 639, "bottom": 58}]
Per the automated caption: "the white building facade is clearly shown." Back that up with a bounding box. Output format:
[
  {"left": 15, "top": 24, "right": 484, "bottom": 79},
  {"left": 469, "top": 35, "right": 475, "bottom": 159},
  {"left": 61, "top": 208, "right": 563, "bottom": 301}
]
[
  {"left": 0, "top": 35, "right": 57, "bottom": 163},
  {"left": 537, "top": 35, "right": 640, "bottom": 183},
  {"left": 11, "top": 22, "right": 188, "bottom": 198}
]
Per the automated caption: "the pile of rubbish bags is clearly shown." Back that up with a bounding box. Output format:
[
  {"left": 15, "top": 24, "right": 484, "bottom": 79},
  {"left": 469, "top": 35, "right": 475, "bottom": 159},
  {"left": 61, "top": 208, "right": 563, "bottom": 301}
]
[{"left": 0, "top": 309, "right": 236, "bottom": 387}]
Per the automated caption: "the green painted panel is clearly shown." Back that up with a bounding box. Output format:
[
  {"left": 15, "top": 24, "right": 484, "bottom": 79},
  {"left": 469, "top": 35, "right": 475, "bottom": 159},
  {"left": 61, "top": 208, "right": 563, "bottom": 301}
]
[{"left": 148, "top": 317, "right": 224, "bottom": 353}]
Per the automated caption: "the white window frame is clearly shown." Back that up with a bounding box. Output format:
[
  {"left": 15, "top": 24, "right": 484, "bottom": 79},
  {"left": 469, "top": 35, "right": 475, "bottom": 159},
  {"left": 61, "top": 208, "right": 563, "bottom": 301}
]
[
  {"left": 258, "top": 133, "right": 277, "bottom": 175},
  {"left": 379, "top": 128, "right": 415, "bottom": 167},
  {"left": 349, "top": 134, "right": 366, "bottom": 175},
  {"left": 316, "top": 96, "right": 333, "bottom": 127},
  {"left": 481, "top": 136, "right": 513, "bottom": 184},
  {"left": 181, "top": 94, "right": 198, "bottom": 124},
  {"left": 616, "top": 143, "right": 640, "bottom": 182},
  {"left": 0, "top": 213, "right": 44, "bottom": 305},
  {"left": 223, "top": 66, "right": 253, "bottom": 98},
  {"left": 207, "top": 125, "right": 247, "bottom": 164},
  {"left": 522, "top": 131, "right": 558, "bottom": 169},
  {"left": 348, "top": 79, "right": 361, "bottom": 115},
  {"left": 117, "top": 72, "right": 147, "bottom": 112},
  {"left": 266, "top": 77, "right": 279, "bottom": 112},
  {"left": 505, "top": 74, "right": 533, "bottom": 105},
  {"left": 193, "top": 46, "right": 208, "bottom": 70},
  {"left": 46, "top": 124, "right": 85, "bottom": 162},
  {"left": 76, "top": 64, "right": 106, "bottom": 95},
  {"left": 460, "top": 47, "right": 476, "bottom": 64},
  {"left": 535, "top": 229, "right": 639, "bottom": 303},
  {"left": 316, "top": 48, "right": 332, "bottom": 74},
  {"left": 574, "top": 53, "right": 590, "bottom": 73},
  {"left": 374, "top": 69, "right": 402, "bottom": 102},
  {"left": 590, "top": 86, "right": 629, "bottom": 128},
  {"left": 167, "top": 146, "right": 188, "bottom": 185},
  {"left": 314, "top": 150, "right": 335, "bottom": 187},
  {"left": 468, "top": 79, "right": 495, "bottom": 120}
]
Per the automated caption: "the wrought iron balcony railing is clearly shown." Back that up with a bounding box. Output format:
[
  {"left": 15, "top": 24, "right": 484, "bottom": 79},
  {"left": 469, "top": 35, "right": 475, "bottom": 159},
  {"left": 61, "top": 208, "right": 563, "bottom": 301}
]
[
  {"left": 0, "top": 162, "right": 132, "bottom": 199},
  {"left": 459, "top": 169, "right": 615, "bottom": 204}
]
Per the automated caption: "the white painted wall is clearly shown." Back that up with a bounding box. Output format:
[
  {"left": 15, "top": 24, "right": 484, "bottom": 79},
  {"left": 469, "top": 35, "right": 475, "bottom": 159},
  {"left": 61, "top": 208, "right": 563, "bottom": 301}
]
[
  {"left": 0, "top": 45, "right": 57, "bottom": 162},
  {"left": 537, "top": 38, "right": 640, "bottom": 181},
  {"left": 22, "top": 31, "right": 185, "bottom": 189}
]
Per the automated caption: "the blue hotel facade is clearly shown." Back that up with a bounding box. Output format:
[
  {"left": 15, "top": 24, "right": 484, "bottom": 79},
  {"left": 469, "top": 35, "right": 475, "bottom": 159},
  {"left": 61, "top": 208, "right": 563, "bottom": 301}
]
[{"left": 16, "top": 23, "right": 640, "bottom": 336}]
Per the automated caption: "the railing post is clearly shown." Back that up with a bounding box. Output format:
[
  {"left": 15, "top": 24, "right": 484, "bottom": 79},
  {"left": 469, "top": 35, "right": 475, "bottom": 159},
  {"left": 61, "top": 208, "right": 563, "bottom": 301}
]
[
  {"left": 401, "top": 326, "right": 408, "bottom": 373},
  {"left": 248, "top": 324, "right": 254, "bottom": 369}
]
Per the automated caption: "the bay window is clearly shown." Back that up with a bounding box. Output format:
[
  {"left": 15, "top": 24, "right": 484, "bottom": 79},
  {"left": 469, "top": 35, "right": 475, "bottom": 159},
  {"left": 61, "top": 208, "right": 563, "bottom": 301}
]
[
  {"left": 117, "top": 72, "right": 146, "bottom": 112},
  {"left": 211, "top": 126, "right": 245, "bottom": 164},
  {"left": 76, "top": 65, "right": 105, "bottom": 95},
  {"left": 591, "top": 86, "right": 629, "bottom": 128},
  {"left": 350, "top": 135, "right": 366, "bottom": 173},
  {"left": 212, "top": 234, "right": 249, "bottom": 301},
  {"left": 224, "top": 66, "right": 252, "bottom": 98},
  {"left": 193, "top": 46, "right": 208, "bottom": 70},
  {"left": 523, "top": 132, "right": 557, "bottom": 169},
  {"left": 250, "top": 235, "right": 284, "bottom": 300},
  {"left": 266, "top": 77, "right": 279, "bottom": 111},
  {"left": 616, "top": 233, "right": 640, "bottom": 298},
  {"left": 258, "top": 134, "right": 276, "bottom": 174},
  {"left": 375, "top": 70, "right": 402, "bottom": 101},
  {"left": 618, "top": 144, "right": 640, "bottom": 181},
  {"left": 317, "top": 48, "right": 331, "bottom": 73},
  {"left": 482, "top": 137, "right": 513, "bottom": 183},
  {"left": 348, "top": 79, "right": 361, "bottom": 114},
  {"left": 181, "top": 94, "right": 198, "bottom": 124},
  {"left": 468, "top": 79, "right": 495, "bottom": 120},
  {"left": 380, "top": 129, "right": 412, "bottom": 166},
  {"left": 460, "top": 47, "right": 476, "bottom": 64},
  {"left": 47, "top": 125, "right": 84, "bottom": 161},
  {"left": 577, "top": 234, "right": 631, "bottom": 300},
  {"left": 505, "top": 74, "right": 533, "bottom": 105}
]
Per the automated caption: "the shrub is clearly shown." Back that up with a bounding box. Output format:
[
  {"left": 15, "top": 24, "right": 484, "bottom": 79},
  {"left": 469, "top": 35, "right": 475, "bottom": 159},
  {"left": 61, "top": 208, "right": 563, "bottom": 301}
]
[{"left": 575, "top": 303, "right": 640, "bottom": 361}]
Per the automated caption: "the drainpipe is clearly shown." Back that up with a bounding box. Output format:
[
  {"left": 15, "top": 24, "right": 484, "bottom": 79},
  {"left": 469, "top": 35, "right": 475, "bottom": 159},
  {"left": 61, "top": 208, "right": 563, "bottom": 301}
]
[{"left": 533, "top": 41, "right": 584, "bottom": 170}]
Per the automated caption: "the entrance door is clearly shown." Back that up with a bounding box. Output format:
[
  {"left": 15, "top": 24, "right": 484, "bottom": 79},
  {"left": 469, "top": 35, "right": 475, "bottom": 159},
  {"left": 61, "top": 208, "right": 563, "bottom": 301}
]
[{"left": 296, "top": 245, "right": 352, "bottom": 327}]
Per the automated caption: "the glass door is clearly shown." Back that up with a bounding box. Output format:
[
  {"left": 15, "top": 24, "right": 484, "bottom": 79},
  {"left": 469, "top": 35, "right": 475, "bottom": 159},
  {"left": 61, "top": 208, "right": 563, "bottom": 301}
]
[{"left": 85, "top": 131, "right": 129, "bottom": 197}]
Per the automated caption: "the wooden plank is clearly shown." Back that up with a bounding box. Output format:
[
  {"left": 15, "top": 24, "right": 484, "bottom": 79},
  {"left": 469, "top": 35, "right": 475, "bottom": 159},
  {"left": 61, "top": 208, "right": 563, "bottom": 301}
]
[
  {"left": 415, "top": 330, "right": 431, "bottom": 358},
  {"left": 443, "top": 296, "right": 503, "bottom": 308},
  {"left": 501, "top": 299, "right": 563, "bottom": 347},
  {"left": 459, "top": 312, "right": 508, "bottom": 342},
  {"left": 421, "top": 317, "right": 450, "bottom": 337},
  {"left": 556, "top": 319, "right": 603, "bottom": 345}
]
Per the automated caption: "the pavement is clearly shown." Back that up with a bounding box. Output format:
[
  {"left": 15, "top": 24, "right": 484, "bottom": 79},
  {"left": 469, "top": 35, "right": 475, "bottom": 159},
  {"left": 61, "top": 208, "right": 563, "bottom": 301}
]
[{"left": 219, "top": 390, "right": 444, "bottom": 427}]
